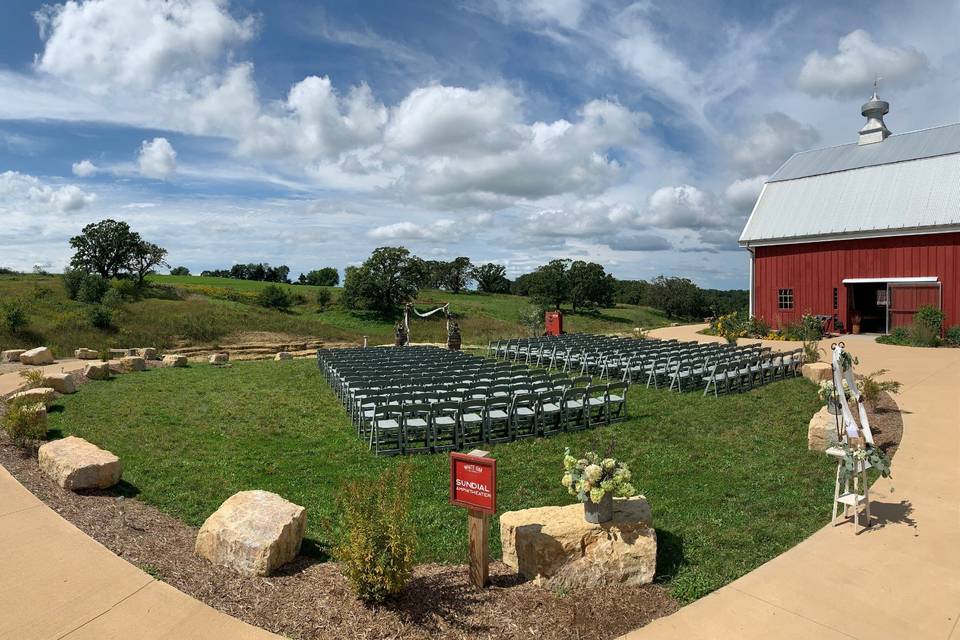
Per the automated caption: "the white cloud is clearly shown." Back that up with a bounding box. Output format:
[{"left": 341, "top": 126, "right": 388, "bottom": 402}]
[
  {"left": 645, "top": 184, "right": 722, "bottom": 229},
  {"left": 730, "top": 113, "right": 819, "bottom": 175},
  {"left": 0, "top": 170, "right": 96, "bottom": 212},
  {"left": 607, "top": 234, "right": 672, "bottom": 252},
  {"left": 34, "top": 0, "right": 255, "bottom": 91},
  {"left": 796, "top": 30, "right": 929, "bottom": 98},
  {"left": 71, "top": 159, "right": 98, "bottom": 177},
  {"left": 724, "top": 175, "right": 768, "bottom": 210},
  {"left": 490, "top": 0, "right": 590, "bottom": 29},
  {"left": 368, "top": 219, "right": 459, "bottom": 242},
  {"left": 138, "top": 137, "right": 177, "bottom": 179},
  {"left": 521, "top": 200, "right": 640, "bottom": 238}
]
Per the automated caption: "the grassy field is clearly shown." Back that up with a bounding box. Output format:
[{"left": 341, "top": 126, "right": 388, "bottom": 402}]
[
  {"left": 0, "top": 273, "right": 671, "bottom": 355},
  {"left": 48, "top": 358, "right": 830, "bottom": 603}
]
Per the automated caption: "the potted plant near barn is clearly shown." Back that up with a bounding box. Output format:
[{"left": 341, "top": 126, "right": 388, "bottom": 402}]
[{"left": 561, "top": 448, "right": 636, "bottom": 523}]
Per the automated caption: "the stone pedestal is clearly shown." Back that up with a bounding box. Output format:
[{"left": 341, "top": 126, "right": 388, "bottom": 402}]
[
  {"left": 137, "top": 348, "right": 158, "bottom": 360},
  {"left": 75, "top": 348, "right": 99, "bottom": 360},
  {"left": 43, "top": 373, "right": 76, "bottom": 394},
  {"left": 802, "top": 362, "right": 832, "bottom": 383},
  {"left": 38, "top": 436, "right": 122, "bottom": 490},
  {"left": 196, "top": 490, "right": 306, "bottom": 577},
  {"left": 808, "top": 405, "right": 841, "bottom": 451},
  {"left": 9, "top": 387, "right": 56, "bottom": 407},
  {"left": 500, "top": 497, "right": 657, "bottom": 589},
  {"left": 2, "top": 349, "right": 26, "bottom": 362},
  {"left": 162, "top": 354, "right": 188, "bottom": 367},
  {"left": 20, "top": 347, "right": 54, "bottom": 365},
  {"left": 119, "top": 356, "right": 146, "bottom": 372},
  {"left": 84, "top": 363, "right": 111, "bottom": 380}
]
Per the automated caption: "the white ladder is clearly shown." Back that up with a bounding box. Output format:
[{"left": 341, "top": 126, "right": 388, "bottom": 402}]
[{"left": 826, "top": 442, "right": 872, "bottom": 533}]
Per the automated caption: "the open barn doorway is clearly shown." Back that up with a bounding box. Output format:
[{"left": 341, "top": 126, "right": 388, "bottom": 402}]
[{"left": 846, "top": 282, "right": 887, "bottom": 333}]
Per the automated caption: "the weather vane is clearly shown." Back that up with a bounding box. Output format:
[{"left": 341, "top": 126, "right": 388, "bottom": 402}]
[{"left": 874, "top": 75, "right": 883, "bottom": 95}]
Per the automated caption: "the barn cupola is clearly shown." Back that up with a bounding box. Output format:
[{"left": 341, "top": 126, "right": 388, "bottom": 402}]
[{"left": 858, "top": 89, "right": 891, "bottom": 145}]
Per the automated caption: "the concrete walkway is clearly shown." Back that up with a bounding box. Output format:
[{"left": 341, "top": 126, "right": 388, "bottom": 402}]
[{"left": 623, "top": 326, "right": 960, "bottom": 640}]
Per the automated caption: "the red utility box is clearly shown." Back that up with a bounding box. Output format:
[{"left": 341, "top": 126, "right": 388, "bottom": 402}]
[{"left": 544, "top": 311, "right": 564, "bottom": 336}]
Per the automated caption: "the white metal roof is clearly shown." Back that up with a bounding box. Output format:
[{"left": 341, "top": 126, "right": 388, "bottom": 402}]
[
  {"left": 769, "top": 122, "right": 960, "bottom": 182},
  {"left": 739, "top": 147, "right": 960, "bottom": 246}
]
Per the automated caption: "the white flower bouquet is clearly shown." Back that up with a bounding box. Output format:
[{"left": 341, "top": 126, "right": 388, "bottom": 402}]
[{"left": 561, "top": 448, "right": 636, "bottom": 504}]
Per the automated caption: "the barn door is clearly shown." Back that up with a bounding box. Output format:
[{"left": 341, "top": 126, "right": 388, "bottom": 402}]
[{"left": 887, "top": 284, "right": 941, "bottom": 331}]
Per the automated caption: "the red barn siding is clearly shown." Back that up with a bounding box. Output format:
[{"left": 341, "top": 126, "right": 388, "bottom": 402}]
[{"left": 752, "top": 232, "right": 960, "bottom": 330}]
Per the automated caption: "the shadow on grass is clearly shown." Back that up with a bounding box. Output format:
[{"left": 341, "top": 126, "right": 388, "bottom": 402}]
[
  {"left": 272, "top": 537, "right": 331, "bottom": 577},
  {"left": 653, "top": 528, "right": 685, "bottom": 584},
  {"left": 76, "top": 478, "right": 141, "bottom": 499}
]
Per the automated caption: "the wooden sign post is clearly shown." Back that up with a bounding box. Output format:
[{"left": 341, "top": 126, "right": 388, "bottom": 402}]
[{"left": 449, "top": 450, "right": 497, "bottom": 589}]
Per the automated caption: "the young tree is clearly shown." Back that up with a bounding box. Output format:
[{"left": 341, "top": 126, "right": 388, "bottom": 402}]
[
  {"left": 650, "top": 276, "right": 704, "bottom": 319},
  {"left": 528, "top": 259, "right": 570, "bottom": 310},
  {"left": 129, "top": 241, "right": 169, "bottom": 285},
  {"left": 68, "top": 219, "right": 141, "bottom": 279},
  {"left": 471, "top": 263, "right": 510, "bottom": 294},
  {"left": 567, "top": 261, "right": 615, "bottom": 311},
  {"left": 341, "top": 247, "right": 421, "bottom": 314},
  {"left": 316, "top": 287, "right": 333, "bottom": 311},
  {"left": 440, "top": 257, "right": 473, "bottom": 293},
  {"left": 169, "top": 266, "right": 190, "bottom": 276}
]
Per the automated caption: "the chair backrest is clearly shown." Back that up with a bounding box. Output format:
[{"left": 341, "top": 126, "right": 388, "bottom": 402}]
[
  {"left": 571, "top": 375, "right": 591, "bottom": 387},
  {"left": 562, "top": 386, "right": 588, "bottom": 403},
  {"left": 539, "top": 389, "right": 562, "bottom": 405},
  {"left": 375, "top": 403, "right": 403, "bottom": 419},
  {"left": 431, "top": 401, "right": 460, "bottom": 418},
  {"left": 511, "top": 393, "right": 538, "bottom": 410},
  {"left": 460, "top": 398, "right": 485, "bottom": 414},
  {"left": 402, "top": 403, "right": 431, "bottom": 418},
  {"left": 586, "top": 384, "right": 607, "bottom": 398}
]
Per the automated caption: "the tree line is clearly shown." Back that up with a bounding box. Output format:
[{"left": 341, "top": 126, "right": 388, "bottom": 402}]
[
  {"left": 340, "top": 247, "right": 745, "bottom": 319},
  {"left": 194, "top": 264, "right": 340, "bottom": 287}
]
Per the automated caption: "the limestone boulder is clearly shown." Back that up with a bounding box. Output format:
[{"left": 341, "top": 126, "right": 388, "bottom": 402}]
[
  {"left": 9, "top": 387, "right": 56, "bottom": 407},
  {"left": 109, "top": 348, "right": 132, "bottom": 359},
  {"left": 196, "top": 490, "right": 306, "bottom": 577},
  {"left": 38, "top": 436, "right": 122, "bottom": 491},
  {"left": 42, "top": 372, "right": 76, "bottom": 394},
  {"left": 137, "top": 347, "right": 158, "bottom": 360},
  {"left": 500, "top": 497, "right": 657, "bottom": 589},
  {"left": 161, "top": 354, "right": 188, "bottom": 368},
  {"left": 802, "top": 362, "right": 833, "bottom": 383},
  {"left": 74, "top": 348, "right": 99, "bottom": 360},
  {"left": 2, "top": 349, "right": 26, "bottom": 362},
  {"left": 274, "top": 352, "right": 292, "bottom": 361},
  {"left": 808, "top": 405, "right": 841, "bottom": 452},
  {"left": 209, "top": 352, "right": 230, "bottom": 365},
  {"left": 119, "top": 356, "right": 146, "bottom": 372},
  {"left": 20, "top": 347, "right": 54, "bottom": 365},
  {"left": 84, "top": 362, "right": 111, "bottom": 380}
]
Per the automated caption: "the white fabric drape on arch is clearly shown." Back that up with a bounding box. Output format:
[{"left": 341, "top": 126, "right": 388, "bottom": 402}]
[{"left": 831, "top": 344, "right": 874, "bottom": 444}]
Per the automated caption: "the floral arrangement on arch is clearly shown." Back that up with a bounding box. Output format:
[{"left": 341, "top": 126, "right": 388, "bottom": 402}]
[
  {"left": 816, "top": 379, "right": 851, "bottom": 404},
  {"left": 562, "top": 448, "right": 635, "bottom": 504}
]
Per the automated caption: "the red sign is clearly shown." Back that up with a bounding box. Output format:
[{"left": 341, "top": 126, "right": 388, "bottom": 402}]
[{"left": 449, "top": 452, "right": 497, "bottom": 514}]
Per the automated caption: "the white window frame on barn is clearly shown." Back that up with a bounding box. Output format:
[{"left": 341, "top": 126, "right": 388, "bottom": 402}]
[{"left": 778, "top": 288, "right": 793, "bottom": 309}]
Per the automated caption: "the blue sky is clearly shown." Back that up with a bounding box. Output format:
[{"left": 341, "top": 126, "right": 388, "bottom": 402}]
[{"left": 2, "top": 0, "right": 958, "bottom": 287}]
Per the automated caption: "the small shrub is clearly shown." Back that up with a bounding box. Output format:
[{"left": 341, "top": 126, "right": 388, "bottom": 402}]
[
  {"left": 111, "top": 278, "right": 139, "bottom": 300},
  {"left": 62, "top": 268, "right": 86, "bottom": 299},
  {"left": 1, "top": 398, "right": 48, "bottom": 447},
  {"left": 101, "top": 288, "right": 124, "bottom": 309},
  {"left": 77, "top": 273, "right": 110, "bottom": 304},
  {"left": 2, "top": 300, "right": 29, "bottom": 334},
  {"left": 89, "top": 305, "right": 115, "bottom": 330},
  {"left": 255, "top": 285, "right": 292, "bottom": 311},
  {"left": 857, "top": 369, "right": 901, "bottom": 409},
  {"left": 335, "top": 464, "right": 416, "bottom": 603},
  {"left": 877, "top": 326, "right": 911, "bottom": 346},
  {"left": 711, "top": 311, "right": 746, "bottom": 344},
  {"left": 911, "top": 305, "right": 943, "bottom": 346},
  {"left": 316, "top": 288, "right": 332, "bottom": 311},
  {"left": 745, "top": 316, "right": 770, "bottom": 338},
  {"left": 945, "top": 325, "right": 960, "bottom": 347},
  {"left": 169, "top": 266, "right": 190, "bottom": 276},
  {"left": 18, "top": 369, "right": 45, "bottom": 390},
  {"left": 518, "top": 305, "right": 544, "bottom": 337}
]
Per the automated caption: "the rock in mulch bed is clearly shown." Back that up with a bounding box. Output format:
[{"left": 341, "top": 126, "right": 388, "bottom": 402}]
[{"left": 0, "top": 442, "right": 678, "bottom": 640}]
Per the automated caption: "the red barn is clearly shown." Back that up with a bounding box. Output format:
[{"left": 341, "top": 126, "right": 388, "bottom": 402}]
[{"left": 739, "top": 93, "right": 960, "bottom": 334}]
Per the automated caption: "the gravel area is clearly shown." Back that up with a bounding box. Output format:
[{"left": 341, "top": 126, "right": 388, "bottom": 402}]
[{"left": 0, "top": 441, "right": 678, "bottom": 640}]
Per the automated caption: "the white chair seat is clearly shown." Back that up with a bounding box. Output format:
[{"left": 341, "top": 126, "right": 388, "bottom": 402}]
[
  {"left": 588, "top": 397, "right": 605, "bottom": 406},
  {"left": 488, "top": 410, "right": 508, "bottom": 419},
  {"left": 434, "top": 416, "right": 456, "bottom": 427},
  {"left": 376, "top": 419, "right": 399, "bottom": 429},
  {"left": 406, "top": 418, "right": 428, "bottom": 428},
  {"left": 541, "top": 403, "right": 561, "bottom": 413},
  {"left": 515, "top": 407, "right": 536, "bottom": 417},
  {"left": 462, "top": 413, "right": 483, "bottom": 423}
]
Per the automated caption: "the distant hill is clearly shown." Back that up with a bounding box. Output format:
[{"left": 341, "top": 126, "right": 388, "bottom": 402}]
[{"left": 0, "top": 273, "right": 673, "bottom": 356}]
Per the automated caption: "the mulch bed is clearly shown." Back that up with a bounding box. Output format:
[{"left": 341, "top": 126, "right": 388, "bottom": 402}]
[
  {"left": 861, "top": 391, "right": 903, "bottom": 459},
  {"left": 0, "top": 441, "right": 677, "bottom": 640}
]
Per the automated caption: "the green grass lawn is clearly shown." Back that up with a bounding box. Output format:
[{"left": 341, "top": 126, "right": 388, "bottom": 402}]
[
  {"left": 1, "top": 274, "right": 671, "bottom": 355},
  {"left": 48, "top": 358, "right": 831, "bottom": 603}
]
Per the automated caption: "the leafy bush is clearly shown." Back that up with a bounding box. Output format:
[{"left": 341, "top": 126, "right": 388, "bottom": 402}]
[
  {"left": 169, "top": 266, "right": 191, "bottom": 276},
  {"left": 911, "top": 305, "right": 943, "bottom": 346},
  {"left": 710, "top": 311, "right": 746, "bottom": 344},
  {"left": 945, "top": 325, "right": 960, "bottom": 347},
  {"left": 101, "top": 288, "right": 124, "bottom": 309},
  {"left": 335, "top": 464, "right": 416, "bottom": 603},
  {"left": 2, "top": 300, "right": 29, "bottom": 334},
  {"left": 89, "top": 305, "right": 115, "bottom": 330},
  {"left": 256, "top": 284, "right": 293, "bottom": 311},
  {"left": 62, "top": 268, "right": 86, "bottom": 299},
  {"left": 77, "top": 273, "right": 110, "bottom": 304},
  {"left": 1, "top": 398, "right": 48, "bottom": 447},
  {"left": 111, "top": 278, "right": 140, "bottom": 300},
  {"left": 518, "top": 305, "right": 544, "bottom": 336},
  {"left": 316, "top": 287, "right": 332, "bottom": 311},
  {"left": 856, "top": 369, "right": 901, "bottom": 409}
]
